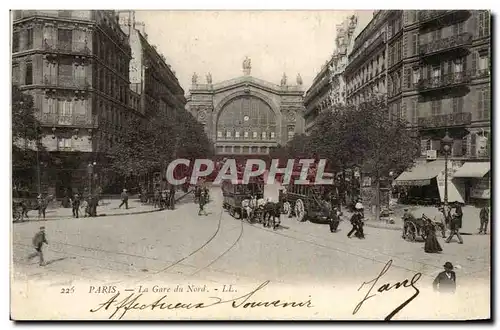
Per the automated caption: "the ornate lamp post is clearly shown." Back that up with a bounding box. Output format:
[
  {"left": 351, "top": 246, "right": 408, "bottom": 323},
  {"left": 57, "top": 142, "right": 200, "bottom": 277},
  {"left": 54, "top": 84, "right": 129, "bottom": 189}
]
[
  {"left": 87, "top": 162, "right": 96, "bottom": 195},
  {"left": 441, "top": 131, "right": 454, "bottom": 204}
]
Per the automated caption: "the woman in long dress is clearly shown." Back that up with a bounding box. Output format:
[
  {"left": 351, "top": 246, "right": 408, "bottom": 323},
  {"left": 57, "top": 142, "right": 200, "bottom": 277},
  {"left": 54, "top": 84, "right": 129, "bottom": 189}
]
[{"left": 424, "top": 219, "right": 443, "bottom": 253}]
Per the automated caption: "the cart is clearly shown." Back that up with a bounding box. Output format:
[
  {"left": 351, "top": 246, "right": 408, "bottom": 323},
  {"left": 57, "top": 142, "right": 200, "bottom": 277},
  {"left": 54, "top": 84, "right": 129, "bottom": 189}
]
[
  {"left": 280, "top": 171, "right": 337, "bottom": 223},
  {"left": 221, "top": 175, "right": 264, "bottom": 220}
]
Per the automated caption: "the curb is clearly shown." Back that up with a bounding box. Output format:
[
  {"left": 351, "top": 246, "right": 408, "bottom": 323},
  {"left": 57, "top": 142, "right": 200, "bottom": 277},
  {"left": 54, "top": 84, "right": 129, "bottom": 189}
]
[
  {"left": 14, "top": 208, "right": 166, "bottom": 224},
  {"left": 15, "top": 191, "right": 194, "bottom": 224}
]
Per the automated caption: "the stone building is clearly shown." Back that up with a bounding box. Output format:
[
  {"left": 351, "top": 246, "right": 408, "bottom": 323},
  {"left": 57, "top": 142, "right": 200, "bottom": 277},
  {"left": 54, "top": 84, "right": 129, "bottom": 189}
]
[
  {"left": 186, "top": 58, "right": 305, "bottom": 158},
  {"left": 345, "top": 11, "right": 390, "bottom": 108},
  {"left": 394, "top": 10, "right": 491, "bottom": 204},
  {"left": 304, "top": 15, "right": 359, "bottom": 134},
  {"left": 12, "top": 10, "right": 133, "bottom": 196},
  {"left": 347, "top": 10, "right": 491, "bottom": 204},
  {"left": 118, "top": 11, "right": 186, "bottom": 119}
]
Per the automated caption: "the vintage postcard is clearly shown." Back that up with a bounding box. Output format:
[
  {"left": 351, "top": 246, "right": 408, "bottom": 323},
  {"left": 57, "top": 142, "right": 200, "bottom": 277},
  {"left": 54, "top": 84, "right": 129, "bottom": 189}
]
[{"left": 10, "top": 9, "right": 491, "bottom": 320}]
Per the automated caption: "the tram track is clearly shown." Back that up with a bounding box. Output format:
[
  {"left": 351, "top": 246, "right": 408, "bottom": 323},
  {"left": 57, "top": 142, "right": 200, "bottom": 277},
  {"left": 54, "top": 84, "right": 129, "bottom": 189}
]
[
  {"left": 12, "top": 205, "right": 247, "bottom": 286},
  {"left": 241, "top": 217, "right": 488, "bottom": 280}
]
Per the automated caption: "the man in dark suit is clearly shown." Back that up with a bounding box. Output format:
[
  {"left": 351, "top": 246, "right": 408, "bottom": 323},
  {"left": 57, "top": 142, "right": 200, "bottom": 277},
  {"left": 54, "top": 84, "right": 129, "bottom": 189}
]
[
  {"left": 347, "top": 208, "right": 364, "bottom": 239},
  {"left": 479, "top": 205, "right": 490, "bottom": 235},
  {"left": 446, "top": 203, "right": 463, "bottom": 244},
  {"left": 433, "top": 262, "right": 456, "bottom": 294},
  {"left": 28, "top": 226, "right": 49, "bottom": 266}
]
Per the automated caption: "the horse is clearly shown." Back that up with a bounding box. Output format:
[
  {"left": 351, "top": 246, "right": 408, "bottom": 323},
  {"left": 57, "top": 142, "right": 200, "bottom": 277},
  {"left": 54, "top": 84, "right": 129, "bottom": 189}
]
[
  {"left": 22, "top": 194, "right": 54, "bottom": 219},
  {"left": 262, "top": 198, "right": 281, "bottom": 229}
]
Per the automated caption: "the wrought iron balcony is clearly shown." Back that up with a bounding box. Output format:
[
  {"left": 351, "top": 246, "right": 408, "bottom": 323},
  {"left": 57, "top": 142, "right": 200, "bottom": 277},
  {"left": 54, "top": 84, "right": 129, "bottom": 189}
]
[
  {"left": 43, "top": 76, "right": 91, "bottom": 90},
  {"left": 417, "top": 112, "right": 471, "bottom": 129},
  {"left": 39, "top": 113, "right": 98, "bottom": 128},
  {"left": 419, "top": 32, "right": 472, "bottom": 58},
  {"left": 418, "top": 10, "right": 470, "bottom": 28},
  {"left": 475, "top": 68, "right": 490, "bottom": 79},
  {"left": 416, "top": 71, "right": 471, "bottom": 93},
  {"left": 43, "top": 40, "right": 91, "bottom": 55}
]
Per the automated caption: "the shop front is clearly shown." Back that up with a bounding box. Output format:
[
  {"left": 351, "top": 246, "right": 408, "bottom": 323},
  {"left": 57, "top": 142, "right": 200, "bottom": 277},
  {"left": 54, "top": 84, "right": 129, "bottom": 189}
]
[
  {"left": 393, "top": 160, "right": 465, "bottom": 205},
  {"left": 453, "top": 161, "right": 490, "bottom": 205}
]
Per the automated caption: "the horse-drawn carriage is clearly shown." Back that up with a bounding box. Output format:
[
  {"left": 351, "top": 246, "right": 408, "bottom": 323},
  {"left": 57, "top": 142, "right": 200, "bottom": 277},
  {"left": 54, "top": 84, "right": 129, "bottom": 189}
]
[
  {"left": 12, "top": 188, "right": 50, "bottom": 222},
  {"left": 221, "top": 176, "right": 264, "bottom": 219},
  {"left": 279, "top": 172, "right": 337, "bottom": 223},
  {"left": 402, "top": 213, "right": 446, "bottom": 241}
]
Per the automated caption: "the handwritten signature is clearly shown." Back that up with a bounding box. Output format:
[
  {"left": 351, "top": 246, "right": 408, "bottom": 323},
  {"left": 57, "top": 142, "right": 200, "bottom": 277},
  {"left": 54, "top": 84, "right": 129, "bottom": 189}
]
[
  {"left": 353, "top": 259, "right": 422, "bottom": 320},
  {"left": 90, "top": 280, "right": 313, "bottom": 319}
]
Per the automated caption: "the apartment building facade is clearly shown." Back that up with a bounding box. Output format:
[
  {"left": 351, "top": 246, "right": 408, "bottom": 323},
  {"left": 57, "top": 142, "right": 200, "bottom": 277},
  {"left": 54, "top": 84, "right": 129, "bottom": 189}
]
[
  {"left": 344, "top": 11, "right": 389, "bottom": 108},
  {"left": 304, "top": 15, "right": 359, "bottom": 134},
  {"left": 12, "top": 10, "right": 135, "bottom": 196},
  {"left": 392, "top": 10, "right": 491, "bottom": 204},
  {"left": 118, "top": 11, "right": 186, "bottom": 119},
  {"left": 342, "top": 10, "right": 490, "bottom": 204}
]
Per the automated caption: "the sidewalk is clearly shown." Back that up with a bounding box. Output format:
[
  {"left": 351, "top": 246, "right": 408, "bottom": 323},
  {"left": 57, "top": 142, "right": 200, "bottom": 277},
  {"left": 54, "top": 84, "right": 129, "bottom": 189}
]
[
  {"left": 340, "top": 205, "right": 488, "bottom": 235},
  {"left": 19, "top": 191, "right": 191, "bottom": 222}
]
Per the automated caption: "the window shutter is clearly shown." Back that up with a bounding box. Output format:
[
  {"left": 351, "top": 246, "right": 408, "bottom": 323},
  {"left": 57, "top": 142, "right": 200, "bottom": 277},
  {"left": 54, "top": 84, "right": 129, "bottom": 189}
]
[
  {"left": 477, "top": 89, "right": 484, "bottom": 119},
  {"left": 405, "top": 67, "right": 411, "bottom": 88},
  {"left": 471, "top": 133, "right": 477, "bottom": 157},
  {"left": 462, "top": 135, "right": 470, "bottom": 157},
  {"left": 453, "top": 97, "right": 458, "bottom": 113},
  {"left": 484, "top": 89, "right": 490, "bottom": 119},
  {"left": 471, "top": 51, "right": 477, "bottom": 75}
]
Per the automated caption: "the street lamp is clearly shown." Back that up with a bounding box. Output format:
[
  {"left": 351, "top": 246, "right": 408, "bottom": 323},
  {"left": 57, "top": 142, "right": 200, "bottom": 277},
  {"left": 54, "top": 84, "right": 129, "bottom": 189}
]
[
  {"left": 87, "top": 162, "right": 96, "bottom": 195},
  {"left": 441, "top": 131, "right": 454, "bottom": 204}
]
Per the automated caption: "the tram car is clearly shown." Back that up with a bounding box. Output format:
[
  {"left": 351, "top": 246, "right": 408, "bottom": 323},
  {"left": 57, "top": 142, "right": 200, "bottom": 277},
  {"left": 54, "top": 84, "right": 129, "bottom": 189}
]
[
  {"left": 279, "top": 171, "right": 337, "bottom": 223},
  {"left": 221, "top": 173, "right": 264, "bottom": 219}
]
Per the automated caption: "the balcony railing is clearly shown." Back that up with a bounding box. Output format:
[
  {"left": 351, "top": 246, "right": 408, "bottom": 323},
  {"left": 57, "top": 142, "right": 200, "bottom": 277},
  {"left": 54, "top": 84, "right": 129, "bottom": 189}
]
[
  {"left": 417, "top": 71, "right": 471, "bottom": 92},
  {"left": 417, "top": 112, "right": 471, "bottom": 129},
  {"left": 43, "top": 75, "right": 90, "bottom": 89},
  {"left": 43, "top": 40, "right": 91, "bottom": 55},
  {"left": 475, "top": 69, "right": 490, "bottom": 79},
  {"left": 419, "top": 32, "right": 472, "bottom": 56},
  {"left": 40, "top": 113, "right": 98, "bottom": 128},
  {"left": 418, "top": 10, "right": 451, "bottom": 22},
  {"left": 418, "top": 10, "right": 469, "bottom": 25}
]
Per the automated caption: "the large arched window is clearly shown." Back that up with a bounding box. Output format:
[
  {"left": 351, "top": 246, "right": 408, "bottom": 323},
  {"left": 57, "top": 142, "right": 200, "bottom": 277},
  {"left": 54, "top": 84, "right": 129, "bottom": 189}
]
[{"left": 217, "top": 96, "right": 277, "bottom": 141}]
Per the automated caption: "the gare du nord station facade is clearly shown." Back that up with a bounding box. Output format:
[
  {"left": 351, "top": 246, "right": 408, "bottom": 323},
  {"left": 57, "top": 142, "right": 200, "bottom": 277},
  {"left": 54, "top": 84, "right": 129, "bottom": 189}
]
[{"left": 186, "top": 59, "right": 306, "bottom": 166}]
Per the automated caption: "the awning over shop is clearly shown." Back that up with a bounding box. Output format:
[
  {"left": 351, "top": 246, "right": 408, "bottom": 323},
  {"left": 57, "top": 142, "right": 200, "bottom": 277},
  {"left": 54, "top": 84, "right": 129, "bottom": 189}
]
[
  {"left": 453, "top": 162, "right": 490, "bottom": 178},
  {"left": 394, "top": 160, "right": 445, "bottom": 186}
]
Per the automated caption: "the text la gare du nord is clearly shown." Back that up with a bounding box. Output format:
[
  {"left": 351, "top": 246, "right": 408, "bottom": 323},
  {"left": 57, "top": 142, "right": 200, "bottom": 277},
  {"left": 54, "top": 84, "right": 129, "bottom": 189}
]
[{"left": 164, "top": 158, "right": 334, "bottom": 186}]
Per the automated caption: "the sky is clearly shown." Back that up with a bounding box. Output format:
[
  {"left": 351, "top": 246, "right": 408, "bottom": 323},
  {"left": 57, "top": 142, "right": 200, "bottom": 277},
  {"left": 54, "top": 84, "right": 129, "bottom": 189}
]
[{"left": 134, "top": 10, "right": 374, "bottom": 95}]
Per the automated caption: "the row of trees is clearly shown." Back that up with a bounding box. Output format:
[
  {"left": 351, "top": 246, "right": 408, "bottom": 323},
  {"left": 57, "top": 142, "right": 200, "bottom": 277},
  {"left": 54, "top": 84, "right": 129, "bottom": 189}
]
[
  {"left": 12, "top": 85, "right": 47, "bottom": 191},
  {"left": 271, "top": 96, "right": 420, "bottom": 220},
  {"left": 107, "top": 107, "right": 213, "bottom": 188}
]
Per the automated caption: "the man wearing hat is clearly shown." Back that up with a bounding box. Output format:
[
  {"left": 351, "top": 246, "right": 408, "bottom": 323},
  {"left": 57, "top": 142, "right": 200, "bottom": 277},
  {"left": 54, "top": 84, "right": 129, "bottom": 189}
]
[
  {"left": 347, "top": 207, "right": 364, "bottom": 239},
  {"left": 446, "top": 203, "right": 463, "bottom": 244},
  {"left": 71, "top": 192, "right": 81, "bottom": 218},
  {"left": 27, "top": 226, "right": 49, "bottom": 266},
  {"left": 433, "top": 262, "right": 457, "bottom": 294},
  {"left": 119, "top": 189, "right": 129, "bottom": 210}
]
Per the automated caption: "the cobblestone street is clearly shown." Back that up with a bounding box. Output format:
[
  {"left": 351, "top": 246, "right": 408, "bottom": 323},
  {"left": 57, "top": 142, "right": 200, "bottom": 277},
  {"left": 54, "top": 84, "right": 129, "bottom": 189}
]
[{"left": 12, "top": 185, "right": 490, "bottom": 320}]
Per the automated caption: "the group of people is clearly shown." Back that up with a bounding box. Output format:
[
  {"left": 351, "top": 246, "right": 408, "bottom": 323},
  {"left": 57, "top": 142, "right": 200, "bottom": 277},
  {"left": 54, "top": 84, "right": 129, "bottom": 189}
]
[
  {"left": 69, "top": 192, "right": 99, "bottom": 218},
  {"left": 152, "top": 187, "right": 176, "bottom": 210}
]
